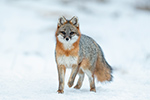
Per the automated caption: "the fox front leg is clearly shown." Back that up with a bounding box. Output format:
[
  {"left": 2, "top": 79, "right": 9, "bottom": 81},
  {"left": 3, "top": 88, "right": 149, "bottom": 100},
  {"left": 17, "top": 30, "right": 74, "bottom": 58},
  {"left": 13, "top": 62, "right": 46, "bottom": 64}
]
[
  {"left": 68, "top": 64, "right": 79, "bottom": 88},
  {"left": 74, "top": 68, "right": 85, "bottom": 89},
  {"left": 57, "top": 65, "right": 66, "bottom": 93}
]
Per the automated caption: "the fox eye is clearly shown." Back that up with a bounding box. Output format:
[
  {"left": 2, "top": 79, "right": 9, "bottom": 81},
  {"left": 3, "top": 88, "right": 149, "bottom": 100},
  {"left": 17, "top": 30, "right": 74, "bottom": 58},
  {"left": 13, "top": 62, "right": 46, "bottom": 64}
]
[
  {"left": 70, "top": 32, "right": 75, "bottom": 35},
  {"left": 60, "top": 31, "right": 66, "bottom": 35}
]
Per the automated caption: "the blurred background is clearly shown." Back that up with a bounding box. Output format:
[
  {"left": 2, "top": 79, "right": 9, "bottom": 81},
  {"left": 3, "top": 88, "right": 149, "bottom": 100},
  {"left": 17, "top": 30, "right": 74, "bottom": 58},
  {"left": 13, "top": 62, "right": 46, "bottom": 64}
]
[{"left": 0, "top": 0, "right": 150, "bottom": 100}]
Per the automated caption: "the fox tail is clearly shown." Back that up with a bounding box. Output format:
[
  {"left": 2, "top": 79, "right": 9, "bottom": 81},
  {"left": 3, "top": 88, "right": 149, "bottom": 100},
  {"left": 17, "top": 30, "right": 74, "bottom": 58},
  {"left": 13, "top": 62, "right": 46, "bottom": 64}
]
[{"left": 94, "top": 48, "right": 113, "bottom": 82}]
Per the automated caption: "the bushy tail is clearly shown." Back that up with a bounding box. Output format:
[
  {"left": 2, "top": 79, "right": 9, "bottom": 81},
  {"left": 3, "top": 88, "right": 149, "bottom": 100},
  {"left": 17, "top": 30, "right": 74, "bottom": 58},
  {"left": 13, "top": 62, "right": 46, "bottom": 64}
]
[{"left": 94, "top": 53, "right": 113, "bottom": 82}]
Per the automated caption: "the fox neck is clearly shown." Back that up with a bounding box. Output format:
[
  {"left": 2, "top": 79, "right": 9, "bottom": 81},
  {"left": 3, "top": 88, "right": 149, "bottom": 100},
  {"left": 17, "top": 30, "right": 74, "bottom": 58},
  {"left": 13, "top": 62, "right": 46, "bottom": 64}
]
[{"left": 62, "top": 41, "right": 74, "bottom": 50}]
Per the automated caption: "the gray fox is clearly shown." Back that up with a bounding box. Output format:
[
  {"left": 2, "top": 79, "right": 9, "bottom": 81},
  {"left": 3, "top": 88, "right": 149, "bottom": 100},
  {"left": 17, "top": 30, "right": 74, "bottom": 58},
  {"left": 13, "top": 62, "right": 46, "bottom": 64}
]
[{"left": 55, "top": 16, "right": 112, "bottom": 93}]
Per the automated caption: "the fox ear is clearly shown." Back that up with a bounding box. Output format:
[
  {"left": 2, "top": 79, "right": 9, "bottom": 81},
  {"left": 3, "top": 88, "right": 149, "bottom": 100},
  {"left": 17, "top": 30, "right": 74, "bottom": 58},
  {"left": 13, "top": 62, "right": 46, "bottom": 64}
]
[
  {"left": 70, "top": 16, "right": 79, "bottom": 27},
  {"left": 58, "top": 16, "right": 67, "bottom": 27}
]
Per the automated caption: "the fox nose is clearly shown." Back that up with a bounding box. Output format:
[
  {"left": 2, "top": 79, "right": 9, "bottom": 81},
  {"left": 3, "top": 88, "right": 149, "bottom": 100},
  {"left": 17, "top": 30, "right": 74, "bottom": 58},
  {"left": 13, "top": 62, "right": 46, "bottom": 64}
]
[{"left": 66, "top": 38, "right": 69, "bottom": 41}]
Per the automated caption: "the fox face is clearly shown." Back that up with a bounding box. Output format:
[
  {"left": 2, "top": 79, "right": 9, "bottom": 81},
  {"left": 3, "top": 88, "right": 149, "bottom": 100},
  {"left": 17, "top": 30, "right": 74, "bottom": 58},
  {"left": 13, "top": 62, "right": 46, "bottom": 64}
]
[{"left": 56, "top": 16, "right": 81, "bottom": 50}]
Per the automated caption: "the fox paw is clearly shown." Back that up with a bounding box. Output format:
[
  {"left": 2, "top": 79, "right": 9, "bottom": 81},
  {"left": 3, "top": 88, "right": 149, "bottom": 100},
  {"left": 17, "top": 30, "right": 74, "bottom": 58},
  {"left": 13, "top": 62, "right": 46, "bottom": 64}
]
[
  {"left": 74, "top": 85, "right": 81, "bottom": 89},
  {"left": 68, "top": 81, "right": 73, "bottom": 88},
  {"left": 57, "top": 90, "right": 64, "bottom": 94},
  {"left": 90, "top": 88, "right": 96, "bottom": 92}
]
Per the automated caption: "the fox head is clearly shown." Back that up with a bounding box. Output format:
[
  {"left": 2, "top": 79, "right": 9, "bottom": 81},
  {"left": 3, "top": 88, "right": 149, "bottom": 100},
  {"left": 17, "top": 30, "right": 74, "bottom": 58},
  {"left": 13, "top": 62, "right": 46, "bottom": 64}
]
[{"left": 55, "top": 16, "right": 81, "bottom": 48}]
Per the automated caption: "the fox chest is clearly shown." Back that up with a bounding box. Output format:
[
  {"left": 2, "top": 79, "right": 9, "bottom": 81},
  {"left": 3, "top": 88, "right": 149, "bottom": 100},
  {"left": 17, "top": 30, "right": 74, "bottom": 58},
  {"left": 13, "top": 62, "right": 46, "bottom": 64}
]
[{"left": 57, "top": 55, "right": 78, "bottom": 68}]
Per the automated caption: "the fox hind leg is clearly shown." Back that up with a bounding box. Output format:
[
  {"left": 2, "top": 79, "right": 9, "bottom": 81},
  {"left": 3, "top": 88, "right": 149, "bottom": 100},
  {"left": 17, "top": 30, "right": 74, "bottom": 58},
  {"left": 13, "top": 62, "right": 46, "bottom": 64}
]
[
  {"left": 74, "top": 68, "right": 85, "bottom": 89},
  {"left": 83, "top": 69, "right": 96, "bottom": 92},
  {"left": 78, "top": 59, "right": 96, "bottom": 92}
]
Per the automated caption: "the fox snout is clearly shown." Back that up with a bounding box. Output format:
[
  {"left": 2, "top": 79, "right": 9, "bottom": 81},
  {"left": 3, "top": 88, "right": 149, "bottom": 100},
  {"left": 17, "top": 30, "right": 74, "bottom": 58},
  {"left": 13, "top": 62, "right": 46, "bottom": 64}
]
[
  {"left": 65, "top": 37, "right": 69, "bottom": 41},
  {"left": 63, "top": 34, "right": 71, "bottom": 41},
  {"left": 64, "top": 35, "right": 74, "bottom": 41}
]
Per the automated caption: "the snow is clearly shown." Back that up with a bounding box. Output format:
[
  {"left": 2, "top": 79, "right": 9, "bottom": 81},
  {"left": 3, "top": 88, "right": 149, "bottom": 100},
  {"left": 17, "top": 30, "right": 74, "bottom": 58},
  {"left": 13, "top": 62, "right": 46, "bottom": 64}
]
[{"left": 0, "top": 0, "right": 150, "bottom": 100}]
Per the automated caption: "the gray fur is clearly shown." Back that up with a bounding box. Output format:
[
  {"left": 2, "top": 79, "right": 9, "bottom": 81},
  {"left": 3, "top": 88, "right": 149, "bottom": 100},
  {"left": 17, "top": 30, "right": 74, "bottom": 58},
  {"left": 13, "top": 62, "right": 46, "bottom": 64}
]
[
  {"left": 79, "top": 34, "right": 112, "bottom": 73},
  {"left": 79, "top": 34, "right": 99, "bottom": 66}
]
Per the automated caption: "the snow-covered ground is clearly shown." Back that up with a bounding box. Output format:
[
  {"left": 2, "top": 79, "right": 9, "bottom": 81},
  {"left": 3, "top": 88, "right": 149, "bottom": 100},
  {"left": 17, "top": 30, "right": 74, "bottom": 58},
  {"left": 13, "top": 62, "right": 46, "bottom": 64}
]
[{"left": 0, "top": 0, "right": 150, "bottom": 100}]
